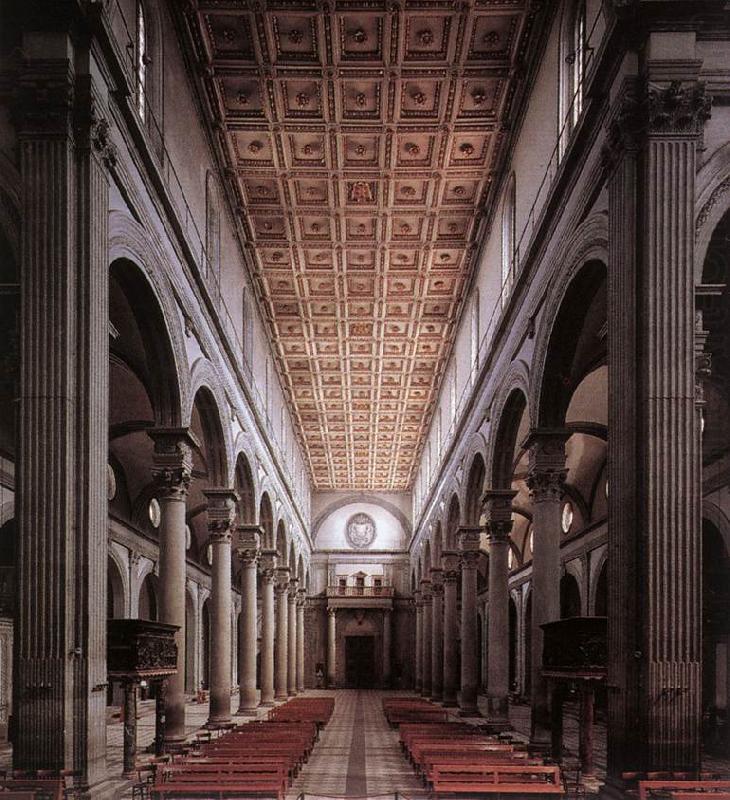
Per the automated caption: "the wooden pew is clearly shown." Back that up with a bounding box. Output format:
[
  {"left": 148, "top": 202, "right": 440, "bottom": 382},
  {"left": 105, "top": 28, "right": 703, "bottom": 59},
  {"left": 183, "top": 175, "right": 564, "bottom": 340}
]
[
  {"left": 150, "top": 779, "right": 285, "bottom": 799},
  {"left": 431, "top": 763, "right": 563, "bottom": 796},
  {"left": 0, "top": 778, "right": 64, "bottom": 800},
  {"left": 638, "top": 780, "right": 730, "bottom": 800}
]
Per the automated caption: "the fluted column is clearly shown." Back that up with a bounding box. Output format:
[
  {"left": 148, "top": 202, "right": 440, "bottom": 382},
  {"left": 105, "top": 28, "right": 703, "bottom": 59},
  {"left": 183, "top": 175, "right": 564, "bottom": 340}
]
[
  {"left": 14, "top": 45, "right": 115, "bottom": 783},
  {"left": 420, "top": 580, "right": 433, "bottom": 697},
  {"left": 382, "top": 609, "right": 392, "bottom": 687},
  {"left": 287, "top": 578, "right": 299, "bottom": 695},
  {"left": 327, "top": 608, "right": 337, "bottom": 687},
  {"left": 459, "top": 528, "right": 481, "bottom": 716},
  {"left": 296, "top": 590, "right": 306, "bottom": 692},
  {"left": 524, "top": 430, "right": 568, "bottom": 747},
  {"left": 258, "top": 550, "right": 277, "bottom": 706},
  {"left": 603, "top": 73, "right": 709, "bottom": 785},
  {"left": 430, "top": 569, "right": 444, "bottom": 701},
  {"left": 236, "top": 525, "right": 261, "bottom": 714},
  {"left": 441, "top": 552, "right": 460, "bottom": 706},
  {"left": 150, "top": 430, "right": 197, "bottom": 745},
  {"left": 484, "top": 490, "right": 517, "bottom": 729},
  {"left": 274, "top": 567, "right": 290, "bottom": 699},
  {"left": 414, "top": 591, "right": 423, "bottom": 692},
  {"left": 205, "top": 489, "right": 237, "bottom": 727}
]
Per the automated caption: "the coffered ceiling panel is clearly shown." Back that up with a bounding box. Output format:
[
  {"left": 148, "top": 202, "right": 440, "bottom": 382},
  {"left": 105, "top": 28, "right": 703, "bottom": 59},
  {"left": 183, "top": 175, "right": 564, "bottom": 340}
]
[{"left": 181, "top": 0, "right": 549, "bottom": 490}]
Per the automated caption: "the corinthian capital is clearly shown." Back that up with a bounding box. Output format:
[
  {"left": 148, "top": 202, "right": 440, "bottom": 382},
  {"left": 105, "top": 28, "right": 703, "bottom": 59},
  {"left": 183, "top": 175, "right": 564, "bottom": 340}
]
[
  {"left": 646, "top": 80, "right": 711, "bottom": 136},
  {"left": 258, "top": 549, "right": 277, "bottom": 583},
  {"left": 274, "top": 567, "right": 290, "bottom": 595},
  {"left": 523, "top": 428, "right": 569, "bottom": 504},
  {"left": 204, "top": 488, "right": 238, "bottom": 542},
  {"left": 235, "top": 524, "right": 262, "bottom": 564},
  {"left": 149, "top": 428, "right": 198, "bottom": 501}
]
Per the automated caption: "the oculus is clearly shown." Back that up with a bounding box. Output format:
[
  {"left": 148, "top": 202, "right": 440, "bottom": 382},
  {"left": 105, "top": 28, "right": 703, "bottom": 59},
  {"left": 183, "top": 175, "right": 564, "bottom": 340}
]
[
  {"left": 346, "top": 512, "right": 376, "bottom": 549},
  {"left": 148, "top": 498, "right": 161, "bottom": 529}
]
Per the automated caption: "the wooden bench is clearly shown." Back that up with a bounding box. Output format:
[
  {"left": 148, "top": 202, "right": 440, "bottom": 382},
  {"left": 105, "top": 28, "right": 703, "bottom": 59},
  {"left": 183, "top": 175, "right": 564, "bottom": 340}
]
[
  {"left": 431, "top": 764, "right": 563, "bottom": 796},
  {"left": 0, "top": 778, "right": 64, "bottom": 800},
  {"left": 639, "top": 781, "right": 730, "bottom": 800},
  {"left": 150, "top": 780, "right": 284, "bottom": 799}
]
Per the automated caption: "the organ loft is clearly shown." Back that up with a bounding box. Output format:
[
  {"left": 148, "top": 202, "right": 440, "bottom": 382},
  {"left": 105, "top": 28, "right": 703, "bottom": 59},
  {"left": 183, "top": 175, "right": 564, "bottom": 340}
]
[{"left": 0, "top": 0, "right": 728, "bottom": 797}]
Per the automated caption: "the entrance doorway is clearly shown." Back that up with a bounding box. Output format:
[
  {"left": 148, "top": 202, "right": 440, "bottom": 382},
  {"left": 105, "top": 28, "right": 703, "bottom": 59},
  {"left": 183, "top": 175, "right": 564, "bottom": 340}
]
[{"left": 345, "top": 636, "right": 376, "bottom": 688}]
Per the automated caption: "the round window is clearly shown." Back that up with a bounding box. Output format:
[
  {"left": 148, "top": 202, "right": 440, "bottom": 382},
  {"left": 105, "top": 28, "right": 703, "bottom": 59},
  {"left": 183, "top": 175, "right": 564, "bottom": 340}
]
[
  {"left": 561, "top": 501, "right": 574, "bottom": 534},
  {"left": 185, "top": 524, "right": 192, "bottom": 550},
  {"left": 508, "top": 548, "right": 515, "bottom": 570},
  {"left": 206, "top": 543, "right": 213, "bottom": 566},
  {"left": 148, "top": 498, "right": 161, "bottom": 528},
  {"left": 528, "top": 529, "right": 534, "bottom": 557},
  {"left": 107, "top": 464, "right": 117, "bottom": 501}
]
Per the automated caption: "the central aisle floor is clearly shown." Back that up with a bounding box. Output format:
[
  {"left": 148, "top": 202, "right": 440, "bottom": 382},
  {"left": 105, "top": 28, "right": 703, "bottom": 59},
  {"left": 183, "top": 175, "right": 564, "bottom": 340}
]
[{"left": 290, "top": 690, "right": 423, "bottom": 798}]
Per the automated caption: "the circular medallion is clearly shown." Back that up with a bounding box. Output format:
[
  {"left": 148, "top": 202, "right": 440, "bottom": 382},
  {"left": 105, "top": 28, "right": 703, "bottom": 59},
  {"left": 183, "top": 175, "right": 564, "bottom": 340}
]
[
  {"left": 148, "top": 498, "right": 161, "bottom": 528},
  {"left": 561, "top": 501, "right": 574, "bottom": 534},
  {"left": 107, "top": 464, "right": 117, "bottom": 501},
  {"left": 185, "top": 524, "right": 192, "bottom": 550},
  {"left": 345, "top": 512, "right": 376, "bottom": 549}
]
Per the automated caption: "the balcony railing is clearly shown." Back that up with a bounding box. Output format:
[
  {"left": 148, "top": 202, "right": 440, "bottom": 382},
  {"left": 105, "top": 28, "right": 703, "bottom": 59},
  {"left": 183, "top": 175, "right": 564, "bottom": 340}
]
[{"left": 327, "top": 586, "right": 394, "bottom": 598}]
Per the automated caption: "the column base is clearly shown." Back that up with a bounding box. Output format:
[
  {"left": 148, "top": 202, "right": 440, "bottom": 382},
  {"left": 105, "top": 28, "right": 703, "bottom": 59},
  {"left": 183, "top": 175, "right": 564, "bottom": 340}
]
[
  {"left": 236, "top": 706, "right": 260, "bottom": 717},
  {"left": 441, "top": 699, "right": 458, "bottom": 707},
  {"left": 458, "top": 707, "right": 481, "bottom": 717},
  {"left": 481, "top": 718, "right": 512, "bottom": 734},
  {"left": 431, "top": 692, "right": 443, "bottom": 702},
  {"left": 260, "top": 700, "right": 276, "bottom": 707},
  {"left": 206, "top": 717, "right": 233, "bottom": 730}
]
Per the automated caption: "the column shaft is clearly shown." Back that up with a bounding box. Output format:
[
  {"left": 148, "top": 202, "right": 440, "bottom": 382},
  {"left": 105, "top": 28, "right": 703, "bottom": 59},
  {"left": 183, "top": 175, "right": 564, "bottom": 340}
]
[
  {"left": 237, "top": 532, "right": 260, "bottom": 713},
  {"left": 327, "top": 609, "right": 337, "bottom": 687},
  {"left": 287, "top": 585, "right": 298, "bottom": 695},
  {"left": 431, "top": 570, "right": 444, "bottom": 701},
  {"left": 414, "top": 595, "right": 423, "bottom": 692},
  {"left": 274, "top": 569, "right": 290, "bottom": 699},
  {"left": 442, "top": 553, "right": 460, "bottom": 706},
  {"left": 383, "top": 610, "right": 392, "bottom": 687},
  {"left": 421, "top": 582, "right": 432, "bottom": 697},
  {"left": 296, "top": 592, "right": 306, "bottom": 692},
  {"left": 259, "top": 551, "right": 277, "bottom": 706},
  {"left": 206, "top": 490, "right": 237, "bottom": 727},
  {"left": 459, "top": 529, "right": 481, "bottom": 716}
]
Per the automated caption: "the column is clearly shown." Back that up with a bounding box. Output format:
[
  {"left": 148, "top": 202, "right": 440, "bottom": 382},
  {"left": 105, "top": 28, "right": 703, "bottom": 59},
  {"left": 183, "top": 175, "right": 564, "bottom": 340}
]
[
  {"left": 296, "top": 589, "right": 306, "bottom": 692},
  {"left": 524, "top": 430, "right": 568, "bottom": 747},
  {"left": 441, "top": 552, "right": 460, "bottom": 706},
  {"left": 430, "top": 569, "right": 444, "bottom": 701},
  {"left": 603, "top": 70, "right": 709, "bottom": 785},
  {"left": 205, "top": 489, "right": 237, "bottom": 727},
  {"left": 484, "top": 489, "right": 517, "bottom": 729},
  {"left": 259, "top": 550, "right": 277, "bottom": 706},
  {"left": 327, "top": 608, "right": 337, "bottom": 687},
  {"left": 414, "top": 592, "right": 423, "bottom": 692},
  {"left": 382, "top": 609, "right": 392, "bottom": 687},
  {"left": 14, "top": 39, "right": 115, "bottom": 782},
  {"left": 151, "top": 429, "right": 197, "bottom": 745},
  {"left": 274, "top": 567, "right": 290, "bottom": 699},
  {"left": 287, "top": 578, "right": 298, "bottom": 696},
  {"left": 122, "top": 682, "right": 138, "bottom": 778},
  {"left": 420, "top": 580, "right": 433, "bottom": 697},
  {"left": 236, "top": 525, "right": 261, "bottom": 714},
  {"left": 459, "top": 528, "right": 481, "bottom": 716},
  {"left": 579, "top": 684, "right": 595, "bottom": 776}
]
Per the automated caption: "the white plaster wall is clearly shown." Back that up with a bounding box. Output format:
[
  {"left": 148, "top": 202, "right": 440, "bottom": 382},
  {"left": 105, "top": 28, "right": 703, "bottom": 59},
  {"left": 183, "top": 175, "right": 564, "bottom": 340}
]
[{"left": 315, "top": 502, "right": 407, "bottom": 551}]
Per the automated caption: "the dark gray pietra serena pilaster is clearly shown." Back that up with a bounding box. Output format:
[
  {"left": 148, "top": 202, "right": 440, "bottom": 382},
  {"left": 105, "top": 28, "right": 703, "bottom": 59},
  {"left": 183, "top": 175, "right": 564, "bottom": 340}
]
[
  {"left": 603, "top": 73, "right": 710, "bottom": 788},
  {"left": 259, "top": 550, "right": 277, "bottom": 705},
  {"left": 414, "top": 591, "right": 423, "bottom": 692},
  {"left": 204, "top": 490, "right": 237, "bottom": 727},
  {"left": 441, "top": 551, "right": 461, "bottom": 706},
  {"left": 483, "top": 490, "right": 518, "bottom": 729},
  {"left": 420, "top": 580, "right": 433, "bottom": 696},
  {"left": 236, "top": 525, "right": 261, "bottom": 714},
  {"left": 458, "top": 527, "right": 482, "bottom": 716},
  {"left": 524, "top": 430, "right": 569, "bottom": 747},
  {"left": 150, "top": 429, "right": 197, "bottom": 745},
  {"left": 274, "top": 567, "right": 290, "bottom": 698},
  {"left": 430, "top": 568, "right": 444, "bottom": 701},
  {"left": 15, "top": 35, "right": 115, "bottom": 786}
]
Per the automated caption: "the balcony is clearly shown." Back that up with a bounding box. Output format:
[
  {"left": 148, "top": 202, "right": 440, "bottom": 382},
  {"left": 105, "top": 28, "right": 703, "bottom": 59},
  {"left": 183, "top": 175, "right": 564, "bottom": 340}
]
[
  {"left": 327, "top": 586, "right": 394, "bottom": 598},
  {"left": 326, "top": 585, "right": 394, "bottom": 609}
]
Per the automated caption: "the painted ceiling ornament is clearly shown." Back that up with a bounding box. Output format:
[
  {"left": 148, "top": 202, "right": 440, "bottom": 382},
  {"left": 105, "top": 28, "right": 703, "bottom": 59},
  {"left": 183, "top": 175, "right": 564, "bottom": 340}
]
[
  {"left": 221, "top": 28, "right": 236, "bottom": 43},
  {"left": 296, "top": 92, "right": 311, "bottom": 107},
  {"left": 247, "top": 140, "right": 262, "bottom": 153},
  {"left": 352, "top": 28, "right": 368, "bottom": 44},
  {"left": 237, "top": 91, "right": 249, "bottom": 105},
  {"left": 459, "top": 142, "right": 475, "bottom": 156},
  {"left": 472, "top": 88, "right": 487, "bottom": 105},
  {"left": 418, "top": 28, "right": 434, "bottom": 46},
  {"left": 355, "top": 92, "right": 367, "bottom": 107},
  {"left": 355, "top": 143, "right": 367, "bottom": 156},
  {"left": 346, "top": 512, "right": 377, "bottom": 549},
  {"left": 288, "top": 29, "right": 304, "bottom": 44},
  {"left": 349, "top": 181, "right": 374, "bottom": 203},
  {"left": 483, "top": 30, "right": 500, "bottom": 45},
  {"left": 412, "top": 90, "right": 427, "bottom": 105},
  {"left": 405, "top": 141, "right": 420, "bottom": 155}
]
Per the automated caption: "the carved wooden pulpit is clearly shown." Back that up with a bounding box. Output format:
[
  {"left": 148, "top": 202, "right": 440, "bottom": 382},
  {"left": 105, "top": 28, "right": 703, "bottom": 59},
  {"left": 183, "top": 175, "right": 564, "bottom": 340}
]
[
  {"left": 541, "top": 617, "right": 607, "bottom": 777},
  {"left": 108, "top": 619, "right": 178, "bottom": 777}
]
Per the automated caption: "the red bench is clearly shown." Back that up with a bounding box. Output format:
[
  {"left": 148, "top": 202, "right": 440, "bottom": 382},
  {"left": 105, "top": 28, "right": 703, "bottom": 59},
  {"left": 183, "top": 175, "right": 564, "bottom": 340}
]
[
  {"left": 150, "top": 779, "right": 285, "bottom": 799},
  {"left": 638, "top": 780, "right": 730, "bottom": 800},
  {"left": 431, "top": 763, "right": 563, "bottom": 796}
]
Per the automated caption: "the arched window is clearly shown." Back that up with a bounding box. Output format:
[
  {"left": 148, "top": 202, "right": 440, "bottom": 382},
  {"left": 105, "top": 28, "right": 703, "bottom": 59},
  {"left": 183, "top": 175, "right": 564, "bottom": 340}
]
[
  {"left": 559, "top": 0, "right": 587, "bottom": 157},
  {"left": 136, "top": 0, "right": 147, "bottom": 120},
  {"left": 501, "top": 172, "right": 516, "bottom": 306}
]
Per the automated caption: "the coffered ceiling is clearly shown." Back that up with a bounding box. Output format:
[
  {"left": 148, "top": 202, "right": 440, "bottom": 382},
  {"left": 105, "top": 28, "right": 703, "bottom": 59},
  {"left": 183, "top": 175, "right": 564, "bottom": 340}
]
[{"left": 178, "top": 1, "right": 548, "bottom": 491}]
